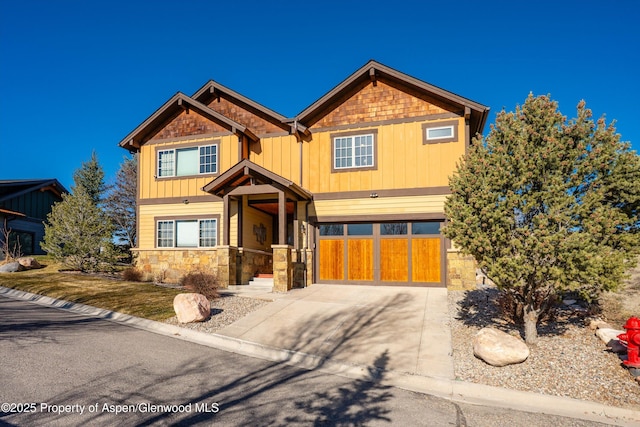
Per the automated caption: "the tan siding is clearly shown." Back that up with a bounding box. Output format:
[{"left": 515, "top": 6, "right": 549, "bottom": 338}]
[
  {"left": 139, "top": 134, "right": 237, "bottom": 200},
  {"left": 251, "top": 135, "right": 300, "bottom": 184},
  {"left": 302, "top": 117, "right": 465, "bottom": 194},
  {"left": 311, "top": 194, "right": 448, "bottom": 218},
  {"left": 138, "top": 202, "right": 224, "bottom": 250},
  {"left": 242, "top": 202, "right": 273, "bottom": 252}
]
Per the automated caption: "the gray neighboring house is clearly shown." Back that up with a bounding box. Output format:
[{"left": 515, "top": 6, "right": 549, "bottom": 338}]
[{"left": 0, "top": 179, "right": 68, "bottom": 256}]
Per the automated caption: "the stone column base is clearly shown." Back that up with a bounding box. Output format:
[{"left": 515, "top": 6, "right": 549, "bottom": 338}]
[{"left": 272, "top": 245, "right": 292, "bottom": 292}]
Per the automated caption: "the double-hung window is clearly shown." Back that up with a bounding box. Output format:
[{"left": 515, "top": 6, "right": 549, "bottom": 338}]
[
  {"left": 332, "top": 132, "right": 376, "bottom": 171},
  {"left": 157, "top": 143, "right": 218, "bottom": 178},
  {"left": 156, "top": 218, "right": 218, "bottom": 248}
]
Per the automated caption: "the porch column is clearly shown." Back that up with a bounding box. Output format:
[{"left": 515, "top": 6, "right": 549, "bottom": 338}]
[
  {"left": 272, "top": 244, "right": 292, "bottom": 292},
  {"left": 216, "top": 245, "right": 238, "bottom": 287},
  {"left": 278, "top": 190, "right": 286, "bottom": 244},
  {"left": 223, "top": 195, "right": 231, "bottom": 246}
]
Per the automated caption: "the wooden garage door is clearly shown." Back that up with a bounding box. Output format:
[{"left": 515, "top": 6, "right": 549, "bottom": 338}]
[
  {"left": 317, "top": 221, "right": 444, "bottom": 286},
  {"left": 319, "top": 239, "right": 344, "bottom": 281}
]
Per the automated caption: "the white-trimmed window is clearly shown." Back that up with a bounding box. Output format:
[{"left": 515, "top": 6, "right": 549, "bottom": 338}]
[
  {"left": 156, "top": 219, "right": 218, "bottom": 248},
  {"left": 426, "top": 125, "right": 454, "bottom": 141},
  {"left": 157, "top": 144, "right": 217, "bottom": 177},
  {"left": 334, "top": 134, "right": 374, "bottom": 170}
]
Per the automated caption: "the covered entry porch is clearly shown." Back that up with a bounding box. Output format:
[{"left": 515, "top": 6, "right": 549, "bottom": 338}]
[{"left": 203, "top": 160, "right": 313, "bottom": 291}]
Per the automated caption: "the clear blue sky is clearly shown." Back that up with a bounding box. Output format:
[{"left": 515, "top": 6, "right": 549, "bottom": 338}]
[{"left": 1, "top": 0, "right": 638, "bottom": 191}]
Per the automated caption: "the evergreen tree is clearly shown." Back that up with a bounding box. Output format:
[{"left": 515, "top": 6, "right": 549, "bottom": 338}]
[
  {"left": 73, "top": 151, "right": 106, "bottom": 205},
  {"left": 443, "top": 94, "right": 640, "bottom": 345},
  {"left": 41, "top": 186, "right": 115, "bottom": 272},
  {"left": 104, "top": 155, "right": 137, "bottom": 248}
]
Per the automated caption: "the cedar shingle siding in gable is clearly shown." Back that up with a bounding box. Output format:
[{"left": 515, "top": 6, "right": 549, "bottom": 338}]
[
  {"left": 207, "top": 98, "right": 285, "bottom": 135},
  {"left": 312, "top": 81, "right": 450, "bottom": 129},
  {"left": 150, "top": 110, "right": 229, "bottom": 141}
]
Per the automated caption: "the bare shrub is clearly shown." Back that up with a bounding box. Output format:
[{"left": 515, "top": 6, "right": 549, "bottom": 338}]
[
  {"left": 180, "top": 270, "right": 219, "bottom": 300},
  {"left": 1, "top": 221, "right": 22, "bottom": 262},
  {"left": 122, "top": 267, "right": 143, "bottom": 282}
]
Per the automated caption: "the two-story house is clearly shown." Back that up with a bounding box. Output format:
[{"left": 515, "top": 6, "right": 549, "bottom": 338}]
[
  {"left": 119, "top": 60, "right": 489, "bottom": 291},
  {"left": 0, "top": 179, "right": 67, "bottom": 256}
]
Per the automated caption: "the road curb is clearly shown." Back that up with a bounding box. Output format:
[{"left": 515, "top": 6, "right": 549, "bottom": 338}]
[{"left": 1, "top": 286, "right": 639, "bottom": 426}]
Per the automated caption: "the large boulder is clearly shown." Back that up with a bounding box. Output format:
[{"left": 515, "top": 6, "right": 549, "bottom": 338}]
[
  {"left": 595, "top": 328, "right": 627, "bottom": 354},
  {"left": 473, "top": 327, "right": 530, "bottom": 367},
  {"left": 17, "top": 257, "right": 41, "bottom": 269},
  {"left": 173, "top": 293, "right": 211, "bottom": 323},
  {"left": 0, "top": 262, "right": 25, "bottom": 273}
]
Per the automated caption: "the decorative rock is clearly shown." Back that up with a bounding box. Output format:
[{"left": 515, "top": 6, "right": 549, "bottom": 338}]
[
  {"left": 562, "top": 299, "right": 577, "bottom": 306},
  {"left": 595, "top": 328, "right": 625, "bottom": 346},
  {"left": 473, "top": 327, "right": 530, "bottom": 367},
  {"left": 588, "top": 319, "right": 612, "bottom": 330},
  {"left": 17, "top": 257, "right": 41, "bottom": 269},
  {"left": 0, "top": 262, "right": 25, "bottom": 273},
  {"left": 173, "top": 293, "right": 211, "bottom": 323}
]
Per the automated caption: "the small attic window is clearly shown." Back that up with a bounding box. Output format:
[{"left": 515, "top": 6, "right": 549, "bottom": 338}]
[
  {"left": 422, "top": 120, "right": 458, "bottom": 144},
  {"left": 427, "top": 126, "right": 453, "bottom": 140}
]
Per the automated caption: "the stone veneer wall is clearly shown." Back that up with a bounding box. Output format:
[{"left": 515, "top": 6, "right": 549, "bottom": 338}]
[
  {"left": 446, "top": 250, "right": 476, "bottom": 290},
  {"left": 238, "top": 248, "right": 273, "bottom": 285},
  {"left": 133, "top": 249, "right": 218, "bottom": 284}
]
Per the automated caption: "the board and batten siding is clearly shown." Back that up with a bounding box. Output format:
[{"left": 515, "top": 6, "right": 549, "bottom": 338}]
[
  {"left": 138, "top": 202, "right": 225, "bottom": 250},
  {"left": 311, "top": 194, "right": 448, "bottom": 219},
  {"left": 138, "top": 134, "right": 237, "bottom": 200},
  {"left": 300, "top": 117, "right": 466, "bottom": 194},
  {"left": 249, "top": 116, "right": 466, "bottom": 195},
  {"left": 249, "top": 134, "right": 300, "bottom": 185}
]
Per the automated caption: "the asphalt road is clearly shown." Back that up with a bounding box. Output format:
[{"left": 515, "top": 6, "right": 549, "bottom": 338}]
[{"left": 0, "top": 295, "right": 612, "bottom": 427}]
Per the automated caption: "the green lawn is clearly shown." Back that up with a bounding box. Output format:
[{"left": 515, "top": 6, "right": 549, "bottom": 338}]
[{"left": 0, "top": 258, "right": 181, "bottom": 320}]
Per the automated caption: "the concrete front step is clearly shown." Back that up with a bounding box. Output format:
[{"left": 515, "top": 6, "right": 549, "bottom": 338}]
[{"left": 250, "top": 277, "right": 274, "bottom": 285}]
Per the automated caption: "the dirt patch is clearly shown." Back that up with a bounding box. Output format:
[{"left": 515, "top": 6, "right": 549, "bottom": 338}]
[{"left": 600, "top": 256, "right": 640, "bottom": 326}]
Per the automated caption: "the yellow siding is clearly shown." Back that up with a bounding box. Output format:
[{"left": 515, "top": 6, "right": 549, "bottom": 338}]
[
  {"left": 311, "top": 194, "right": 448, "bottom": 218},
  {"left": 139, "top": 134, "right": 238, "bottom": 200},
  {"left": 250, "top": 134, "right": 300, "bottom": 185},
  {"left": 301, "top": 117, "right": 466, "bottom": 194},
  {"left": 242, "top": 202, "right": 273, "bottom": 252},
  {"left": 138, "top": 202, "right": 224, "bottom": 249}
]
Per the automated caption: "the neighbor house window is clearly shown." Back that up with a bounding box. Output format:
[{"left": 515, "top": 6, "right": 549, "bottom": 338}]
[
  {"left": 156, "top": 218, "right": 218, "bottom": 248},
  {"left": 331, "top": 130, "right": 377, "bottom": 172},
  {"left": 422, "top": 121, "right": 458, "bottom": 144},
  {"left": 157, "top": 143, "right": 218, "bottom": 177}
]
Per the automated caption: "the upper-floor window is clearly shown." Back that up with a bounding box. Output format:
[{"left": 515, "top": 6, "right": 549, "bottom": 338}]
[
  {"left": 157, "top": 143, "right": 218, "bottom": 178},
  {"left": 331, "top": 130, "right": 377, "bottom": 172},
  {"left": 426, "top": 126, "right": 453, "bottom": 140},
  {"left": 422, "top": 120, "right": 458, "bottom": 144},
  {"left": 157, "top": 218, "right": 217, "bottom": 248}
]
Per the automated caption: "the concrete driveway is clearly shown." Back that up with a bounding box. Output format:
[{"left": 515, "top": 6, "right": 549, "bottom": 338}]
[{"left": 219, "top": 284, "right": 453, "bottom": 379}]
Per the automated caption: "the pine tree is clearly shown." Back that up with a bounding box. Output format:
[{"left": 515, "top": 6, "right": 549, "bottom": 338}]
[
  {"left": 73, "top": 151, "right": 106, "bottom": 205},
  {"left": 104, "top": 155, "right": 137, "bottom": 248},
  {"left": 41, "top": 186, "right": 115, "bottom": 272},
  {"left": 443, "top": 94, "right": 640, "bottom": 345}
]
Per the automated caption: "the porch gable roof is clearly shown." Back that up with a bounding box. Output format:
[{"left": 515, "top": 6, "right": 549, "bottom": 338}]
[{"left": 202, "top": 159, "right": 312, "bottom": 200}]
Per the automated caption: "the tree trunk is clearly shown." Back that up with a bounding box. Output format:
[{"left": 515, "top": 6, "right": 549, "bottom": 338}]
[{"left": 523, "top": 304, "right": 539, "bottom": 345}]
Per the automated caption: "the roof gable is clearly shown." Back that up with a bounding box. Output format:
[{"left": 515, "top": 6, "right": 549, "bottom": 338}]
[
  {"left": 0, "top": 179, "right": 67, "bottom": 203},
  {"left": 295, "top": 60, "right": 489, "bottom": 135},
  {"left": 119, "top": 93, "right": 258, "bottom": 151},
  {"left": 193, "top": 80, "right": 293, "bottom": 135}
]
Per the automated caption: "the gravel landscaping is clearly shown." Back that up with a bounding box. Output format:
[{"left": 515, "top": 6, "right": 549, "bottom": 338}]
[
  {"left": 448, "top": 289, "right": 640, "bottom": 411},
  {"left": 164, "top": 293, "right": 271, "bottom": 333},
  {"left": 164, "top": 286, "right": 640, "bottom": 412}
]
